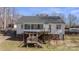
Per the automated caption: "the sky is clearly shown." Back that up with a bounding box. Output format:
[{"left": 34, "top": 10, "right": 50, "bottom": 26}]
[
  {"left": 15, "top": 7, "right": 79, "bottom": 24},
  {"left": 15, "top": 7, "right": 79, "bottom": 16}
]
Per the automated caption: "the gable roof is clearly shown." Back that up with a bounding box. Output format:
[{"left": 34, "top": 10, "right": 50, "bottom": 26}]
[{"left": 16, "top": 16, "right": 65, "bottom": 24}]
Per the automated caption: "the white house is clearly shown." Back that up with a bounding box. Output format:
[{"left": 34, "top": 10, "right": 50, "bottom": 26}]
[{"left": 16, "top": 16, "right": 65, "bottom": 40}]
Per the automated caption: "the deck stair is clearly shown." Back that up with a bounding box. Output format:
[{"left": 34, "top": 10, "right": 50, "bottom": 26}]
[{"left": 26, "top": 35, "right": 43, "bottom": 48}]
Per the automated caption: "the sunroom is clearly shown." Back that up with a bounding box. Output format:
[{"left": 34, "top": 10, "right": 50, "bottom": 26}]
[{"left": 21, "top": 24, "right": 49, "bottom": 32}]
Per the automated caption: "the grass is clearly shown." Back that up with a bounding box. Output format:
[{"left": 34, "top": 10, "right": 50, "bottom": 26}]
[
  {"left": 0, "top": 40, "right": 56, "bottom": 51},
  {"left": 0, "top": 35, "right": 79, "bottom": 51}
]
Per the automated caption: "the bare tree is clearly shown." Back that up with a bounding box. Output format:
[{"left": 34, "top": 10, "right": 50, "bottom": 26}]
[
  {"left": 0, "top": 7, "right": 16, "bottom": 30},
  {"left": 68, "top": 14, "right": 77, "bottom": 27}
]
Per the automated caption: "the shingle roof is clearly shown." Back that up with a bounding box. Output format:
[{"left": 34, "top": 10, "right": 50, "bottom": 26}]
[{"left": 16, "top": 16, "right": 65, "bottom": 24}]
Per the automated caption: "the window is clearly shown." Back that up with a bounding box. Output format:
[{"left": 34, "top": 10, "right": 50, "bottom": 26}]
[
  {"left": 24, "top": 24, "right": 30, "bottom": 29},
  {"left": 8, "top": 24, "right": 14, "bottom": 28},
  {"left": 31, "top": 24, "right": 43, "bottom": 29},
  {"left": 56, "top": 25, "right": 61, "bottom": 29},
  {"left": 21, "top": 24, "right": 23, "bottom": 29},
  {"left": 38, "top": 24, "right": 43, "bottom": 29},
  {"left": 31, "top": 24, "right": 38, "bottom": 29},
  {"left": 24, "top": 24, "right": 43, "bottom": 29}
]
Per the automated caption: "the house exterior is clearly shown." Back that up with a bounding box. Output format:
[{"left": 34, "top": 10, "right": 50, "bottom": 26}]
[
  {"left": 65, "top": 25, "right": 79, "bottom": 34},
  {"left": 16, "top": 16, "right": 65, "bottom": 40},
  {"left": 69, "top": 26, "right": 79, "bottom": 34}
]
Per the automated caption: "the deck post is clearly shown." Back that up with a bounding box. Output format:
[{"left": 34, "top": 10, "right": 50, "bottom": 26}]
[
  {"left": 23, "top": 33, "right": 27, "bottom": 46},
  {"left": 62, "top": 34, "right": 64, "bottom": 40}
]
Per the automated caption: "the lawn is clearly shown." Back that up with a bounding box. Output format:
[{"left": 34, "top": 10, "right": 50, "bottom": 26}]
[{"left": 0, "top": 35, "right": 79, "bottom": 51}]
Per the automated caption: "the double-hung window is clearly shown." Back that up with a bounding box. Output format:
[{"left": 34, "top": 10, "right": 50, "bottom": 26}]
[
  {"left": 56, "top": 25, "right": 61, "bottom": 29},
  {"left": 38, "top": 24, "right": 43, "bottom": 29},
  {"left": 24, "top": 24, "right": 30, "bottom": 29}
]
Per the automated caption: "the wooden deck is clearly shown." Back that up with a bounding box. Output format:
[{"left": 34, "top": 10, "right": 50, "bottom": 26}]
[
  {"left": 22, "top": 32, "right": 64, "bottom": 48},
  {"left": 23, "top": 32, "right": 43, "bottom": 48}
]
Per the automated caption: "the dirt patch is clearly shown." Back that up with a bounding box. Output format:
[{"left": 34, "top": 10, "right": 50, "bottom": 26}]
[
  {"left": 50, "top": 40, "right": 64, "bottom": 46},
  {"left": 0, "top": 35, "right": 10, "bottom": 42},
  {"left": 0, "top": 36, "right": 10, "bottom": 43}
]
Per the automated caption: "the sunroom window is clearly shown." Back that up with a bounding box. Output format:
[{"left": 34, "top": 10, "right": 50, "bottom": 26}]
[
  {"left": 24, "top": 24, "right": 30, "bottom": 29},
  {"left": 31, "top": 24, "right": 43, "bottom": 29},
  {"left": 24, "top": 24, "right": 43, "bottom": 29}
]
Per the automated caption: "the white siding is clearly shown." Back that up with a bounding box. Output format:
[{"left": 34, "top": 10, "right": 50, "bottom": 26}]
[
  {"left": 16, "top": 23, "right": 65, "bottom": 35},
  {"left": 16, "top": 24, "right": 23, "bottom": 34},
  {"left": 44, "top": 24, "right": 49, "bottom": 31},
  {"left": 16, "top": 24, "right": 45, "bottom": 34},
  {"left": 50, "top": 23, "right": 65, "bottom": 34}
]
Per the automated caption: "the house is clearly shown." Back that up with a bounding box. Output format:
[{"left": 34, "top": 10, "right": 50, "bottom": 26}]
[
  {"left": 65, "top": 25, "right": 79, "bottom": 34},
  {"left": 16, "top": 16, "right": 65, "bottom": 46},
  {"left": 69, "top": 25, "right": 79, "bottom": 34}
]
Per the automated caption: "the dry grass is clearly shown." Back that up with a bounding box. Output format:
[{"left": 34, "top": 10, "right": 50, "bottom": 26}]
[{"left": 0, "top": 35, "right": 79, "bottom": 51}]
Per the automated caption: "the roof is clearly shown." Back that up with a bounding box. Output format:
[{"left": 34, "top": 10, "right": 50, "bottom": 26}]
[{"left": 16, "top": 16, "right": 65, "bottom": 24}]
